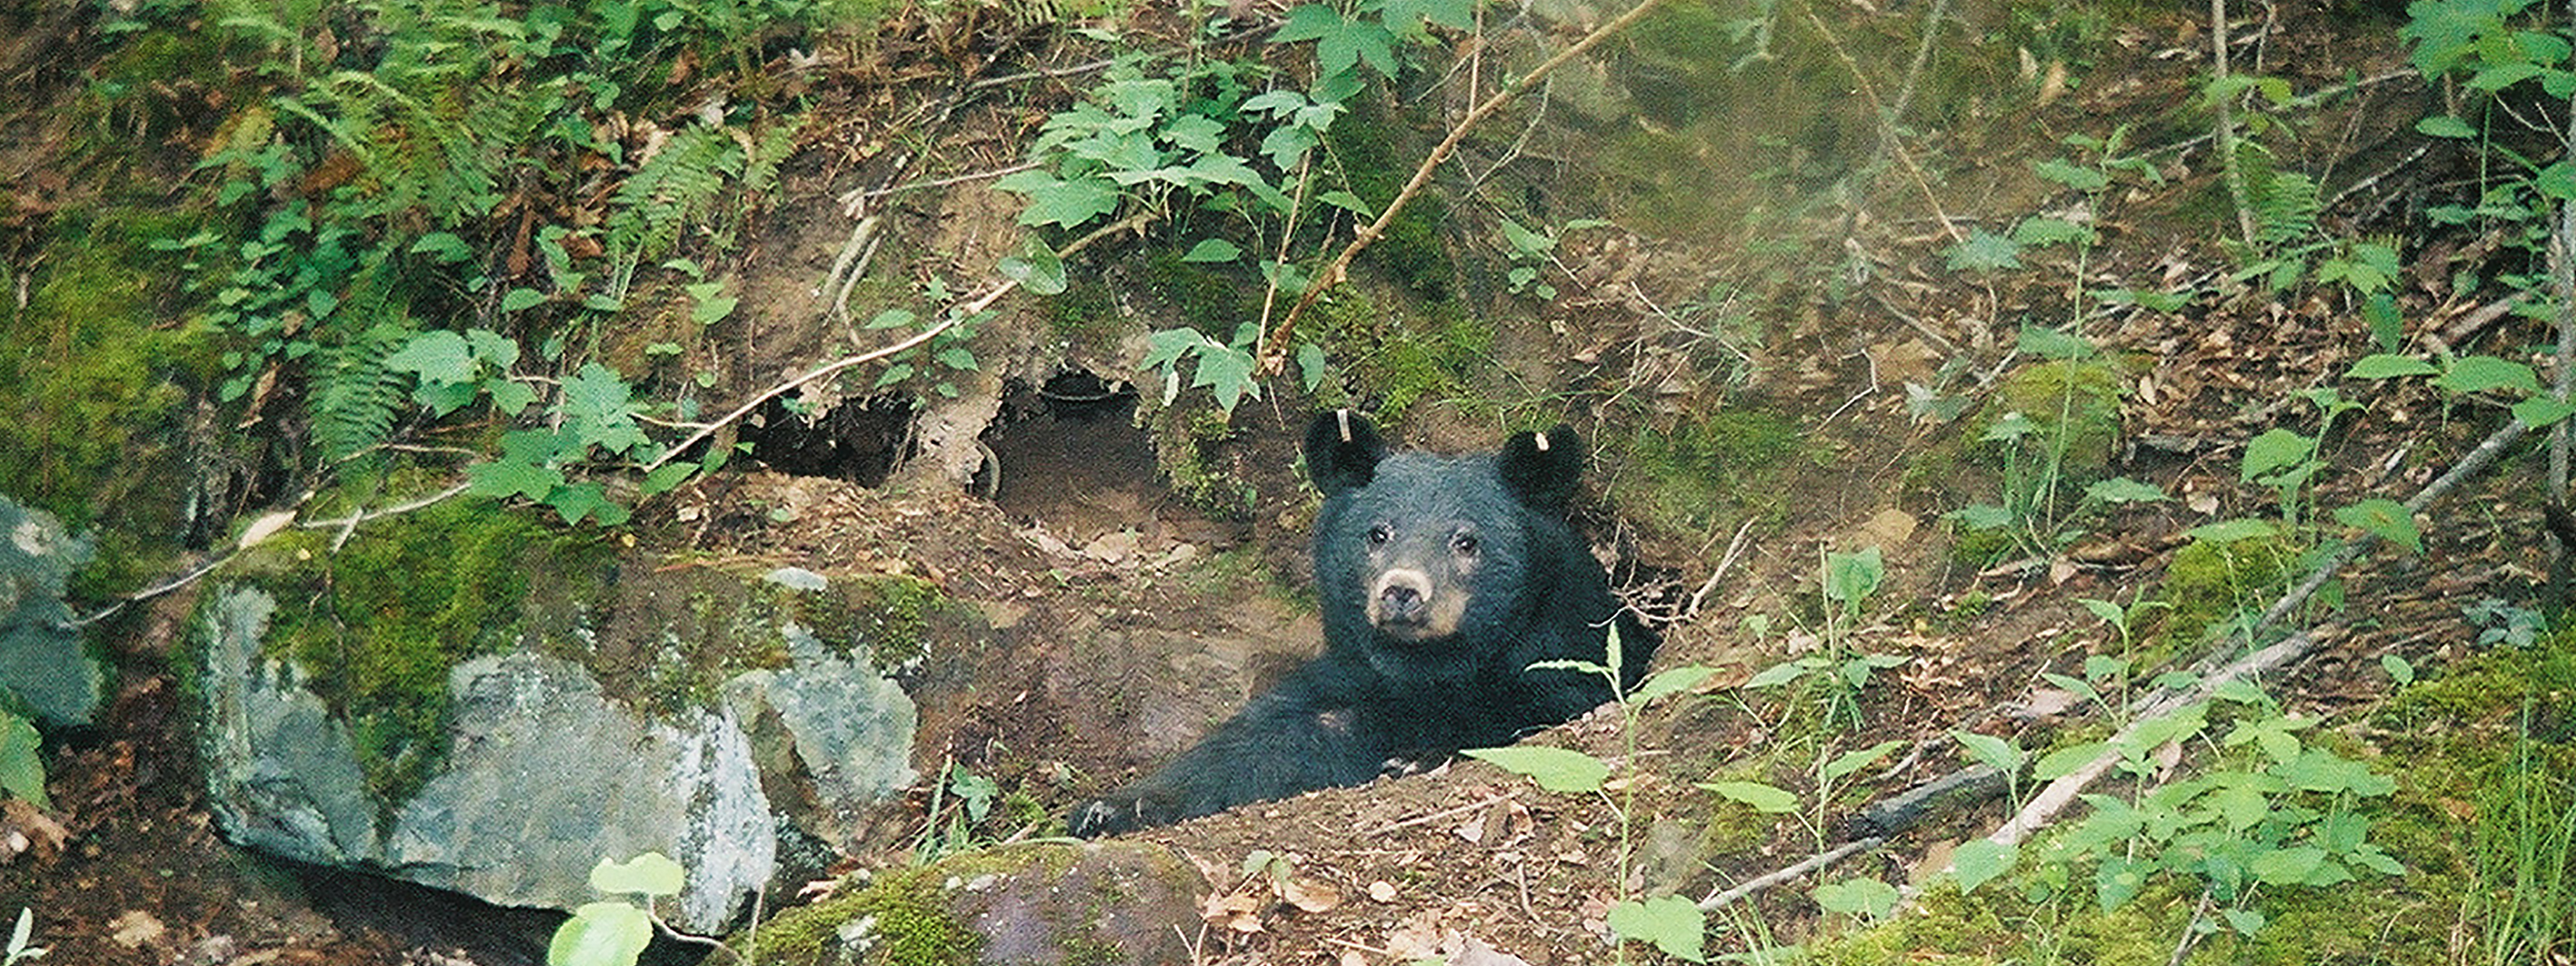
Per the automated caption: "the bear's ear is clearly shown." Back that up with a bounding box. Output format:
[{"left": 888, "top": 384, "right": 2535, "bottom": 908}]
[
  {"left": 1497, "top": 424, "right": 1584, "bottom": 512},
  {"left": 1306, "top": 409, "right": 1387, "bottom": 493}
]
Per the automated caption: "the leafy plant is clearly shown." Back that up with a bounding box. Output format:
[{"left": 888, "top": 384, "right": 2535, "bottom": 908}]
[
  {"left": 3, "top": 909, "right": 42, "bottom": 966},
  {"left": 1470, "top": 625, "right": 1718, "bottom": 963},
  {"left": 2026, "top": 681, "right": 2403, "bottom": 937},
  {"left": 1745, "top": 545, "right": 1902, "bottom": 726},
  {"left": 0, "top": 711, "right": 44, "bottom": 811},
  {"left": 547, "top": 852, "right": 704, "bottom": 966}
]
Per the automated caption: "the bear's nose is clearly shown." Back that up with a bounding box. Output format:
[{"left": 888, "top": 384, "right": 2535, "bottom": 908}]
[{"left": 1379, "top": 583, "right": 1425, "bottom": 623}]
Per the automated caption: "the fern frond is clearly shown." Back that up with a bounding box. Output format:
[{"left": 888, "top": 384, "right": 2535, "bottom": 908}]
[{"left": 310, "top": 324, "right": 412, "bottom": 464}]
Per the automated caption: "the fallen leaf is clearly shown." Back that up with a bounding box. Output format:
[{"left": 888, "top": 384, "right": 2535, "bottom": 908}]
[
  {"left": 1283, "top": 876, "right": 1341, "bottom": 913},
  {"left": 109, "top": 909, "right": 165, "bottom": 949}
]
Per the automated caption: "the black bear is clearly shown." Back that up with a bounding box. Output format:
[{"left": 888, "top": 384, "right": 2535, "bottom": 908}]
[{"left": 1068, "top": 410, "right": 1656, "bottom": 837}]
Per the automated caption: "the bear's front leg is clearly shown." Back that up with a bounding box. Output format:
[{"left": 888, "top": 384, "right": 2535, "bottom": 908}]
[{"left": 1069, "top": 663, "right": 1390, "bottom": 837}]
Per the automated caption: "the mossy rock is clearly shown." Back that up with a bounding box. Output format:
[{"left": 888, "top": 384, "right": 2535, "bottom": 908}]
[
  {"left": 1972, "top": 357, "right": 2128, "bottom": 481},
  {"left": 741, "top": 840, "right": 1207, "bottom": 966},
  {"left": 2150, "top": 525, "right": 2298, "bottom": 654}
]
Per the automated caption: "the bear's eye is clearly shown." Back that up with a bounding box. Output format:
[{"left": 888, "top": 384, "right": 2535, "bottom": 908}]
[
  {"left": 1450, "top": 533, "right": 1479, "bottom": 556},
  {"left": 1368, "top": 524, "right": 1392, "bottom": 545}
]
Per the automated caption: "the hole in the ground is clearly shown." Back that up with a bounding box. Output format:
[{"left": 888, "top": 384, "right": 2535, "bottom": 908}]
[
  {"left": 737, "top": 393, "right": 915, "bottom": 486},
  {"left": 980, "top": 371, "right": 1257, "bottom": 561},
  {"left": 984, "top": 373, "right": 1154, "bottom": 535}
]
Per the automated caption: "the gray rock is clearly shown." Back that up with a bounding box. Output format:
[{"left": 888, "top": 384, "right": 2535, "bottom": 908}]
[
  {"left": 195, "top": 582, "right": 920, "bottom": 933},
  {"left": 0, "top": 496, "right": 100, "bottom": 727},
  {"left": 386, "top": 651, "right": 777, "bottom": 933},
  {"left": 198, "top": 587, "right": 377, "bottom": 864}
]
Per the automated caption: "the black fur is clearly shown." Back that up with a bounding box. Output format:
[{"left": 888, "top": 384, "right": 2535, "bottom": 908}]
[{"left": 1069, "top": 411, "right": 1656, "bottom": 837}]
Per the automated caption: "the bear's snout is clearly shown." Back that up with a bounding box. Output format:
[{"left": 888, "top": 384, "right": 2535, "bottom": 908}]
[{"left": 1366, "top": 568, "right": 1465, "bottom": 639}]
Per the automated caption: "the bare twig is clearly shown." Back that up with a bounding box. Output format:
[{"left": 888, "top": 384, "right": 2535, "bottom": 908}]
[
  {"left": 1253, "top": 0, "right": 1674, "bottom": 372},
  {"left": 1698, "top": 836, "right": 1884, "bottom": 911},
  {"left": 648, "top": 211, "right": 1153, "bottom": 474},
  {"left": 66, "top": 481, "right": 474, "bottom": 629},
  {"left": 1683, "top": 519, "right": 1759, "bottom": 620}
]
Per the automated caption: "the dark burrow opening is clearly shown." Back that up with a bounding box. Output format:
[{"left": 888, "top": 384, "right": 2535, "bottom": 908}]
[{"left": 735, "top": 393, "right": 915, "bottom": 486}]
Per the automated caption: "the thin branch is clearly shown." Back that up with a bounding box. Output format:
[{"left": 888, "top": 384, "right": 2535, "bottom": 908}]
[
  {"left": 66, "top": 482, "right": 474, "bottom": 629},
  {"left": 1253, "top": 0, "right": 1674, "bottom": 373},
  {"left": 1698, "top": 836, "right": 1884, "bottom": 911},
  {"left": 647, "top": 211, "right": 1154, "bottom": 474}
]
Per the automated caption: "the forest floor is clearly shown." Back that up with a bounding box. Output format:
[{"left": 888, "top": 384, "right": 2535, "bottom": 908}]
[{"left": 3, "top": 1, "right": 2557, "bottom": 965}]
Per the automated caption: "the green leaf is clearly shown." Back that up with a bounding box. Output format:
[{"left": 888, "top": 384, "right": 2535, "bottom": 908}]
[
  {"left": 2032, "top": 156, "right": 2110, "bottom": 193},
  {"left": 998, "top": 245, "right": 1068, "bottom": 296},
  {"left": 2185, "top": 517, "right": 2277, "bottom": 544},
  {"left": 1631, "top": 666, "right": 1718, "bottom": 705},
  {"left": 486, "top": 379, "right": 539, "bottom": 417},
  {"left": 1824, "top": 739, "right": 1906, "bottom": 781},
  {"left": 466, "top": 459, "right": 567, "bottom": 500},
  {"left": 995, "top": 170, "right": 1120, "bottom": 229},
  {"left": 691, "top": 293, "right": 738, "bottom": 326},
  {"left": 1182, "top": 238, "right": 1242, "bottom": 263},
  {"left": 1822, "top": 545, "right": 1884, "bottom": 606},
  {"left": 1952, "top": 732, "right": 2023, "bottom": 774},
  {"left": 1385, "top": 0, "right": 1475, "bottom": 32},
  {"left": 2083, "top": 477, "right": 2167, "bottom": 504},
  {"left": 1606, "top": 895, "right": 1707, "bottom": 963},
  {"left": 1317, "top": 190, "right": 1372, "bottom": 215},
  {"left": 641, "top": 460, "right": 698, "bottom": 497},
  {"left": 1949, "top": 838, "right": 2016, "bottom": 894},
  {"left": 1295, "top": 343, "right": 1329, "bottom": 392},
  {"left": 0, "top": 712, "right": 48, "bottom": 810},
  {"left": 2016, "top": 325, "right": 2097, "bottom": 361},
  {"left": 1463, "top": 746, "right": 1609, "bottom": 793},
  {"left": 2540, "top": 159, "right": 2576, "bottom": 201},
  {"left": 385, "top": 330, "right": 478, "bottom": 384},
  {"left": 547, "top": 902, "right": 652, "bottom": 966},
  {"left": 1743, "top": 659, "right": 1812, "bottom": 688},
  {"left": 562, "top": 363, "right": 650, "bottom": 454},
  {"left": 2239, "top": 428, "right": 2316, "bottom": 483},
  {"left": 1190, "top": 341, "right": 1259, "bottom": 414},
  {"left": 2248, "top": 846, "right": 2329, "bottom": 886},
  {"left": 590, "top": 852, "right": 687, "bottom": 896},
  {"left": 2438, "top": 354, "right": 2542, "bottom": 396},
  {"left": 2333, "top": 498, "right": 2422, "bottom": 553},
  {"left": 1943, "top": 228, "right": 2022, "bottom": 272},
  {"left": 2346, "top": 354, "right": 2438, "bottom": 379},
  {"left": 2416, "top": 115, "right": 2477, "bottom": 138},
  {"left": 1812, "top": 877, "right": 1900, "bottom": 921},
  {"left": 865, "top": 308, "right": 918, "bottom": 330},
  {"left": 410, "top": 231, "right": 474, "bottom": 263},
  {"left": 2514, "top": 396, "right": 2576, "bottom": 428},
  {"left": 2012, "top": 216, "right": 2096, "bottom": 249},
  {"left": 2381, "top": 653, "right": 2416, "bottom": 686},
  {"left": 502, "top": 287, "right": 547, "bottom": 312},
  {"left": 1700, "top": 780, "right": 1801, "bottom": 813},
  {"left": 545, "top": 480, "right": 627, "bottom": 526},
  {"left": 2092, "top": 855, "right": 2146, "bottom": 912}
]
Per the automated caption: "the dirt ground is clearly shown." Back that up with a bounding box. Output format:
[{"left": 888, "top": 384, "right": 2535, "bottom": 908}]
[{"left": 1, "top": 1, "right": 2551, "bottom": 965}]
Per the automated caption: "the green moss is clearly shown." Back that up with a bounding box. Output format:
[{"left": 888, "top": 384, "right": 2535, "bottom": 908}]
[
  {"left": 248, "top": 498, "right": 616, "bottom": 805},
  {"left": 1607, "top": 408, "right": 1805, "bottom": 545},
  {"left": 0, "top": 207, "right": 212, "bottom": 530},
  {"left": 1325, "top": 86, "right": 1451, "bottom": 299},
  {"left": 1155, "top": 410, "right": 1258, "bottom": 522},
  {"left": 1975, "top": 358, "right": 2128, "bottom": 481},
  {"left": 746, "top": 865, "right": 982, "bottom": 966},
  {"left": 1135, "top": 249, "right": 1262, "bottom": 341},
  {"left": 1303, "top": 292, "right": 1492, "bottom": 425},
  {"left": 2150, "top": 529, "right": 2297, "bottom": 654},
  {"left": 1045, "top": 273, "right": 1128, "bottom": 350}
]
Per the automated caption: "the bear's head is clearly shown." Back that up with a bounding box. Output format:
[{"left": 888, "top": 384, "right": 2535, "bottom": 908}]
[{"left": 1304, "top": 410, "right": 1585, "bottom": 681}]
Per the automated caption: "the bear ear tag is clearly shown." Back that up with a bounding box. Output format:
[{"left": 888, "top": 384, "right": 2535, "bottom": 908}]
[
  {"left": 1305, "top": 409, "right": 1387, "bottom": 493},
  {"left": 1499, "top": 424, "right": 1584, "bottom": 511}
]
